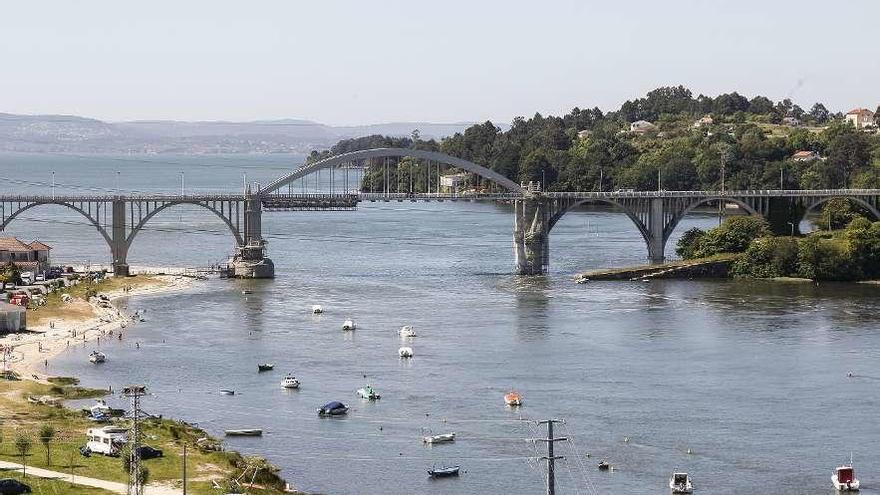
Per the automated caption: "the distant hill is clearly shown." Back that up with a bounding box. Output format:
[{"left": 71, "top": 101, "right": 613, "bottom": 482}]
[{"left": 0, "top": 113, "right": 498, "bottom": 154}]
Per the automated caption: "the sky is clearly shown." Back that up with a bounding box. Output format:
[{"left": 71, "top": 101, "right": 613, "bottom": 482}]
[{"left": 0, "top": 0, "right": 877, "bottom": 125}]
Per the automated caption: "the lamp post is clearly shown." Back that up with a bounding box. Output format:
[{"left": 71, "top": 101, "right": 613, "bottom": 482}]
[
  {"left": 180, "top": 172, "right": 185, "bottom": 196},
  {"left": 787, "top": 221, "right": 795, "bottom": 238},
  {"left": 51, "top": 171, "right": 55, "bottom": 200}
]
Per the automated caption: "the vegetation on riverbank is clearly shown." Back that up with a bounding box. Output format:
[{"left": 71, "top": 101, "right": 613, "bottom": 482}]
[
  {"left": 308, "top": 86, "right": 879, "bottom": 193},
  {"left": 677, "top": 214, "right": 880, "bottom": 281},
  {"left": 0, "top": 378, "right": 296, "bottom": 494}
]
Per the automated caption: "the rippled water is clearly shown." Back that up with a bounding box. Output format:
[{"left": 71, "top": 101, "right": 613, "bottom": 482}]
[{"left": 5, "top": 153, "right": 880, "bottom": 495}]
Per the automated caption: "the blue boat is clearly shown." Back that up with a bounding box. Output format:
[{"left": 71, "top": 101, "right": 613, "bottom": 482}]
[{"left": 317, "top": 401, "right": 349, "bottom": 416}]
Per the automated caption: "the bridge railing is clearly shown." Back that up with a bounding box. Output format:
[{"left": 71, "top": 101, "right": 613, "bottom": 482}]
[{"left": 0, "top": 194, "right": 249, "bottom": 202}]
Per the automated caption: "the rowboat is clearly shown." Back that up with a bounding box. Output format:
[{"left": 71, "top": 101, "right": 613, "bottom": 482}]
[
  {"left": 257, "top": 363, "right": 274, "bottom": 372},
  {"left": 428, "top": 465, "right": 460, "bottom": 478},
  {"left": 219, "top": 389, "right": 235, "bottom": 396},
  {"left": 224, "top": 429, "right": 262, "bottom": 437},
  {"left": 423, "top": 432, "right": 455, "bottom": 444},
  {"left": 89, "top": 351, "right": 106, "bottom": 364},
  {"left": 317, "top": 401, "right": 349, "bottom": 416}
]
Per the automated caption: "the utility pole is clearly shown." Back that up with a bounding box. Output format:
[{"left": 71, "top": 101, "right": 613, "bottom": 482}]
[
  {"left": 657, "top": 167, "right": 661, "bottom": 192},
  {"left": 182, "top": 443, "right": 187, "bottom": 495},
  {"left": 535, "top": 419, "right": 567, "bottom": 495},
  {"left": 51, "top": 171, "right": 55, "bottom": 200},
  {"left": 123, "top": 385, "right": 147, "bottom": 495}
]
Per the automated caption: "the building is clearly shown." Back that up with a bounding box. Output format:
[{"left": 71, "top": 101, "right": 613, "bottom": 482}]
[
  {"left": 577, "top": 129, "right": 593, "bottom": 139},
  {"left": 782, "top": 116, "right": 801, "bottom": 127},
  {"left": 0, "top": 301, "right": 27, "bottom": 332},
  {"left": 630, "top": 120, "right": 656, "bottom": 134},
  {"left": 0, "top": 237, "right": 52, "bottom": 272},
  {"left": 845, "top": 108, "right": 876, "bottom": 129},
  {"left": 693, "top": 115, "right": 714, "bottom": 128},
  {"left": 792, "top": 150, "right": 822, "bottom": 162},
  {"left": 439, "top": 173, "right": 469, "bottom": 192}
]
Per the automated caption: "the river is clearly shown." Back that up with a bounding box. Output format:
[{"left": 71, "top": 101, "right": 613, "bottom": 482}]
[{"left": 4, "top": 152, "right": 879, "bottom": 495}]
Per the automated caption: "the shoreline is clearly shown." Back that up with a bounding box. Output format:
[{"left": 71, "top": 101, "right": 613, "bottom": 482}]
[{"left": 4, "top": 273, "right": 196, "bottom": 381}]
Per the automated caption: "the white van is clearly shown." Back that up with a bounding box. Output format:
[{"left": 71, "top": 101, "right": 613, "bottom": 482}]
[
  {"left": 20, "top": 272, "right": 33, "bottom": 285},
  {"left": 86, "top": 426, "right": 128, "bottom": 456}
]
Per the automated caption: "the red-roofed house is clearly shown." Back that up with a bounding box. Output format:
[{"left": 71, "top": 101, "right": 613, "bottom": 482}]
[
  {"left": 0, "top": 237, "right": 51, "bottom": 272},
  {"left": 792, "top": 150, "right": 822, "bottom": 162},
  {"left": 845, "top": 108, "right": 875, "bottom": 129}
]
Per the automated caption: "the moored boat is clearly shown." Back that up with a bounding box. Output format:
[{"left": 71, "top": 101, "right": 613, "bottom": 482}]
[
  {"left": 257, "top": 363, "right": 275, "bottom": 372},
  {"left": 598, "top": 460, "right": 610, "bottom": 471},
  {"left": 669, "top": 472, "right": 693, "bottom": 494},
  {"left": 427, "top": 465, "right": 460, "bottom": 478},
  {"left": 504, "top": 391, "right": 522, "bottom": 406},
  {"left": 399, "top": 325, "right": 416, "bottom": 338},
  {"left": 219, "top": 389, "right": 235, "bottom": 396},
  {"left": 399, "top": 346, "right": 414, "bottom": 358},
  {"left": 312, "top": 305, "right": 324, "bottom": 314},
  {"left": 832, "top": 458, "right": 860, "bottom": 491},
  {"left": 423, "top": 432, "right": 456, "bottom": 444},
  {"left": 357, "top": 385, "right": 381, "bottom": 400},
  {"left": 342, "top": 319, "right": 356, "bottom": 331},
  {"left": 89, "top": 351, "right": 106, "bottom": 364},
  {"left": 317, "top": 401, "right": 349, "bottom": 416},
  {"left": 281, "top": 374, "right": 300, "bottom": 389},
  {"left": 224, "top": 429, "right": 262, "bottom": 437}
]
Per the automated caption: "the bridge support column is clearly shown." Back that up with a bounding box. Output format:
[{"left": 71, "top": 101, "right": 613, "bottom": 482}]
[
  {"left": 514, "top": 198, "right": 550, "bottom": 275},
  {"left": 111, "top": 199, "right": 130, "bottom": 276},
  {"left": 647, "top": 197, "right": 666, "bottom": 264},
  {"left": 229, "top": 192, "right": 275, "bottom": 278}
]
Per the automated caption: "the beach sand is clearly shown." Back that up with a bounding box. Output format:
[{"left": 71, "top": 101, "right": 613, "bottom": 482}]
[{"left": 3, "top": 274, "right": 197, "bottom": 380}]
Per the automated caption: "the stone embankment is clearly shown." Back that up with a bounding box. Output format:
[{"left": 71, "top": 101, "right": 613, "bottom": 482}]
[{"left": 574, "top": 255, "right": 738, "bottom": 283}]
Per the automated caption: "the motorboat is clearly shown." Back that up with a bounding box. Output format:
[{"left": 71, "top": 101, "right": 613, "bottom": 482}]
[
  {"left": 281, "top": 374, "right": 300, "bottom": 389},
  {"left": 357, "top": 385, "right": 381, "bottom": 400},
  {"left": 598, "top": 460, "right": 610, "bottom": 471},
  {"left": 241, "top": 289, "right": 253, "bottom": 295},
  {"left": 317, "top": 401, "right": 349, "bottom": 416},
  {"left": 219, "top": 389, "right": 235, "bottom": 396},
  {"left": 399, "top": 346, "right": 414, "bottom": 358},
  {"left": 257, "top": 363, "right": 275, "bottom": 372},
  {"left": 399, "top": 325, "right": 417, "bottom": 338},
  {"left": 342, "top": 320, "right": 356, "bottom": 331},
  {"left": 224, "top": 429, "right": 262, "bottom": 437},
  {"left": 832, "top": 459, "right": 860, "bottom": 491},
  {"left": 423, "top": 432, "right": 456, "bottom": 444},
  {"left": 89, "top": 351, "right": 106, "bottom": 364},
  {"left": 669, "top": 472, "right": 693, "bottom": 494},
  {"left": 89, "top": 399, "right": 111, "bottom": 416},
  {"left": 504, "top": 391, "right": 522, "bottom": 406},
  {"left": 312, "top": 305, "right": 324, "bottom": 314},
  {"left": 427, "top": 465, "right": 460, "bottom": 478}
]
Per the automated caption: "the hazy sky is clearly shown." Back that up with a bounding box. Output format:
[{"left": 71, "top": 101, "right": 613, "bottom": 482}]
[{"left": 1, "top": 1, "right": 877, "bottom": 125}]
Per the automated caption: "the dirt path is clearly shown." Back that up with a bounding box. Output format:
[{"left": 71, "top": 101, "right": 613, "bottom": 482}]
[{"left": 0, "top": 460, "right": 182, "bottom": 495}]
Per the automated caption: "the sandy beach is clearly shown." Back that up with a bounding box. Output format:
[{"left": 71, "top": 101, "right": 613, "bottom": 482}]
[{"left": 3, "top": 273, "right": 198, "bottom": 380}]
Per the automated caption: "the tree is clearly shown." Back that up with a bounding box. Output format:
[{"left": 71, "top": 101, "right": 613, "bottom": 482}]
[
  {"left": 809, "top": 103, "right": 830, "bottom": 124},
  {"left": 38, "top": 424, "right": 55, "bottom": 465},
  {"left": 694, "top": 216, "right": 771, "bottom": 257},
  {"left": 817, "top": 198, "right": 866, "bottom": 230},
  {"left": 676, "top": 228, "right": 706, "bottom": 259},
  {"left": 15, "top": 432, "right": 32, "bottom": 476},
  {"left": 730, "top": 236, "right": 799, "bottom": 278},
  {"left": 825, "top": 127, "right": 871, "bottom": 187},
  {"left": 748, "top": 96, "right": 775, "bottom": 115},
  {"left": 875, "top": 106, "right": 880, "bottom": 127}
]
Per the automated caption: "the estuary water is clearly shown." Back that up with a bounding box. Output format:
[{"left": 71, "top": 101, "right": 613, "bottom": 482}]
[{"left": 4, "top": 153, "right": 880, "bottom": 495}]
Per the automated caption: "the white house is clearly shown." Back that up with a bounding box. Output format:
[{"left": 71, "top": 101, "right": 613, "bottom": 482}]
[
  {"left": 845, "top": 108, "right": 876, "bottom": 129},
  {"left": 693, "top": 115, "right": 714, "bottom": 128},
  {"left": 629, "top": 120, "right": 656, "bottom": 134}
]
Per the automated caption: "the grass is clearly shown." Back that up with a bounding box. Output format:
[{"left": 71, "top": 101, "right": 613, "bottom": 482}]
[
  {"left": 576, "top": 253, "right": 740, "bottom": 277},
  {"left": 0, "top": 379, "right": 294, "bottom": 495},
  {"left": 0, "top": 472, "right": 117, "bottom": 495},
  {"left": 28, "top": 275, "right": 165, "bottom": 326}
]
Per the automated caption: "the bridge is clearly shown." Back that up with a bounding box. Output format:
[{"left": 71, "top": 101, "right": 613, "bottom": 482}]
[{"left": 3, "top": 147, "right": 880, "bottom": 277}]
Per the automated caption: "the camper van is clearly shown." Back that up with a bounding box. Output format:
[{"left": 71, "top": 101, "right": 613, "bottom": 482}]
[
  {"left": 19, "top": 272, "right": 33, "bottom": 285},
  {"left": 85, "top": 426, "right": 128, "bottom": 456}
]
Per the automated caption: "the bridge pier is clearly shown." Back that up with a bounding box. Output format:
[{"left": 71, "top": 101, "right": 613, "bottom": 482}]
[
  {"left": 514, "top": 198, "right": 550, "bottom": 275},
  {"left": 647, "top": 197, "right": 666, "bottom": 264},
  {"left": 111, "top": 199, "right": 130, "bottom": 276},
  {"left": 228, "top": 192, "right": 275, "bottom": 278}
]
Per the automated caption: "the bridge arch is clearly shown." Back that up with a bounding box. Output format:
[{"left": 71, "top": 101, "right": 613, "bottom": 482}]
[
  {"left": 548, "top": 198, "right": 650, "bottom": 242},
  {"left": 664, "top": 196, "right": 760, "bottom": 239},
  {"left": 799, "top": 196, "right": 880, "bottom": 229},
  {"left": 125, "top": 201, "right": 245, "bottom": 251},
  {"left": 0, "top": 201, "right": 113, "bottom": 250},
  {"left": 261, "top": 148, "right": 525, "bottom": 195}
]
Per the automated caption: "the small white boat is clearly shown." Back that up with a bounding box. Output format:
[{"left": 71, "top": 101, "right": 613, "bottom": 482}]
[
  {"left": 357, "top": 385, "right": 380, "bottom": 400},
  {"left": 669, "top": 472, "right": 693, "bottom": 494},
  {"left": 281, "top": 374, "right": 300, "bottom": 389},
  {"left": 219, "top": 389, "right": 235, "bottom": 396},
  {"left": 423, "top": 432, "right": 456, "bottom": 444},
  {"left": 241, "top": 289, "right": 253, "bottom": 295},
  {"left": 89, "top": 351, "right": 106, "bottom": 364},
  {"left": 832, "top": 458, "right": 860, "bottom": 491},
  {"left": 342, "top": 319, "right": 356, "bottom": 331},
  {"left": 89, "top": 399, "right": 112, "bottom": 416},
  {"left": 399, "top": 346, "right": 414, "bottom": 358},
  {"left": 312, "top": 305, "right": 324, "bottom": 314},
  {"left": 399, "top": 325, "right": 416, "bottom": 338}
]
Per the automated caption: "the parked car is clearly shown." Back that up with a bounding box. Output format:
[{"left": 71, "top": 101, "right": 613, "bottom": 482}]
[
  {"left": 19, "top": 272, "right": 33, "bottom": 285},
  {"left": 136, "top": 445, "right": 164, "bottom": 460},
  {"left": 0, "top": 478, "right": 31, "bottom": 494},
  {"left": 34, "top": 274, "right": 45, "bottom": 282}
]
